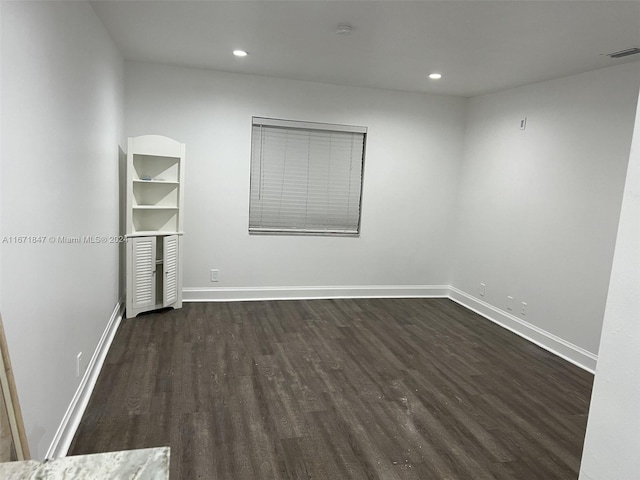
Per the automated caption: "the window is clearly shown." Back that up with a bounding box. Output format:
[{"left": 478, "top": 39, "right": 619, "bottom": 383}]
[{"left": 249, "top": 117, "right": 367, "bottom": 236}]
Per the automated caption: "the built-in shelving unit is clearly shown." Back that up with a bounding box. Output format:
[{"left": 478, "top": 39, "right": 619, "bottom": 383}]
[{"left": 125, "top": 135, "right": 185, "bottom": 318}]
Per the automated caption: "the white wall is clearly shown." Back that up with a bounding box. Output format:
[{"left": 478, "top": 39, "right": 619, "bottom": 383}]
[
  {"left": 451, "top": 63, "right": 640, "bottom": 356},
  {"left": 125, "top": 62, "right": 466, "bottom": 293},
  {"left": 578, "top": 87, "right": 640, "bottom": 480},
  {"left": 0, "top": 1, "right": 123, "bottom": 458},
  {"left": 0, "top": 2, "right": 633, "bottom": 458}
]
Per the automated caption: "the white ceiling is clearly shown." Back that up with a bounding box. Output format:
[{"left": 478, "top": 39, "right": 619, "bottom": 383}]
[{"left": 91, "top": 0, "right": 640, "bottom": 97}]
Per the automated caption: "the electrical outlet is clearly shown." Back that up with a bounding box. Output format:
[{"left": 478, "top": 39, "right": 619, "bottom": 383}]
[
  {"left": 210, "top": 269, "right": 219, "bottom": 282},
  {"left": 76, "top": 352, "right": 83, "bottom": 378},
  {"left": 479, "top": 283, "right": 486, "bottom": 297},
  {"left": 507, "top": 296, "right": 514, "bottom": 311},
  {"left": 521, "top": 302, "right": 528, "bottom": 316}
]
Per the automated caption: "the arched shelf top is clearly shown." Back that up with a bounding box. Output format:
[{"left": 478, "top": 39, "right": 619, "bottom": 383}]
[{"left": 129, "top": 135, "right": 184, "bottom": 158}]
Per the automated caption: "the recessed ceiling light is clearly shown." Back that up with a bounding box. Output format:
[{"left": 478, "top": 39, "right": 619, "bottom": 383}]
[
  {"left": 429, "top": 73, "right": 442, "bottom": 80},
  {"left": 233, "top": 50, "right": 248, "bottom": 57}
]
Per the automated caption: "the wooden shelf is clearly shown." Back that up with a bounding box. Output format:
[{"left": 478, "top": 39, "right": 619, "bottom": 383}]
[
  {"left": 126, "top": 231, "right": 184, "bottom": 238},
  {"left": 132, "top": 206, "right": 179, "bottom": 210},
  {"left": 133, "top": 179, "right": 180, "bottom": 185}
]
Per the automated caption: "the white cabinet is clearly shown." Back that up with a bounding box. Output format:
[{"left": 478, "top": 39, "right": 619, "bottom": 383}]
[
  {"left": 130, "top": 236, "right": 156, "bottom": 311},
  {"left": 125, "top": 135, "right": 184, "bottom": 318},
  {"left": 162, "top": 235, "right": 180, "bottom": 306}
]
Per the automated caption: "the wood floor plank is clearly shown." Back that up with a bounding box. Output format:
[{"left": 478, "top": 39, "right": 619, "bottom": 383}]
[{"left": 69, "top": 298, "right": 593, "bottom": 479}]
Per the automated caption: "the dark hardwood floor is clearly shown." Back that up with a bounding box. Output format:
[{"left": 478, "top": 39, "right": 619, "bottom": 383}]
[{"left": 69, "top": 298, "right": 593, "bottom": 479}]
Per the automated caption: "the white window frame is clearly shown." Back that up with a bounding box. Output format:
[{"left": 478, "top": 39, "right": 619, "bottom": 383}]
[{"left": 249, "top": 117, "right": 367, "bottom": 236}]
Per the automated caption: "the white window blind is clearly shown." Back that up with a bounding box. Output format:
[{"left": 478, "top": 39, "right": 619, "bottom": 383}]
[{"left": 249, "top": 117, "right": 366, "bottom": 235}]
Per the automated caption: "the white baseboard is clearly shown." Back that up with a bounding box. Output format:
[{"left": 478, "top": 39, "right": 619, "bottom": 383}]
[
  {"left": 45, "top": 298, "right": 125, "bottom": 459},
  {"left": 448, "top": 287, "right": 597, "bottom": 373},
  {"left": 183, "top": 285, "right": 451, "bottom": 302}
]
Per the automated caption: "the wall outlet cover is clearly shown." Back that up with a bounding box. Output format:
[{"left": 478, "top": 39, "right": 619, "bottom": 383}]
[{"left": 210, "top": 269, "right": 219, "bottom": 282}]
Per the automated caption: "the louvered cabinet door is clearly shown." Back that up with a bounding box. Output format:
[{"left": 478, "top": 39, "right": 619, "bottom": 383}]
[
  {"left": 163, "top": 235, "right": 179, "bottom": 307},
  {"left": 131, "top": 236, "right": 157, "bottom": 310}
]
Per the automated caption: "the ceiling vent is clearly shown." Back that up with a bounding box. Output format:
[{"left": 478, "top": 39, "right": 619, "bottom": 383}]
[{"left": 606, "top": 47, "right": 640, "bottom": 59}]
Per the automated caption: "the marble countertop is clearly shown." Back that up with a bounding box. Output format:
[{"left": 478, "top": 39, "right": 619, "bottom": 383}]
[{"left": 0, "top": 446, "right": 169, "bottom": 479}]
